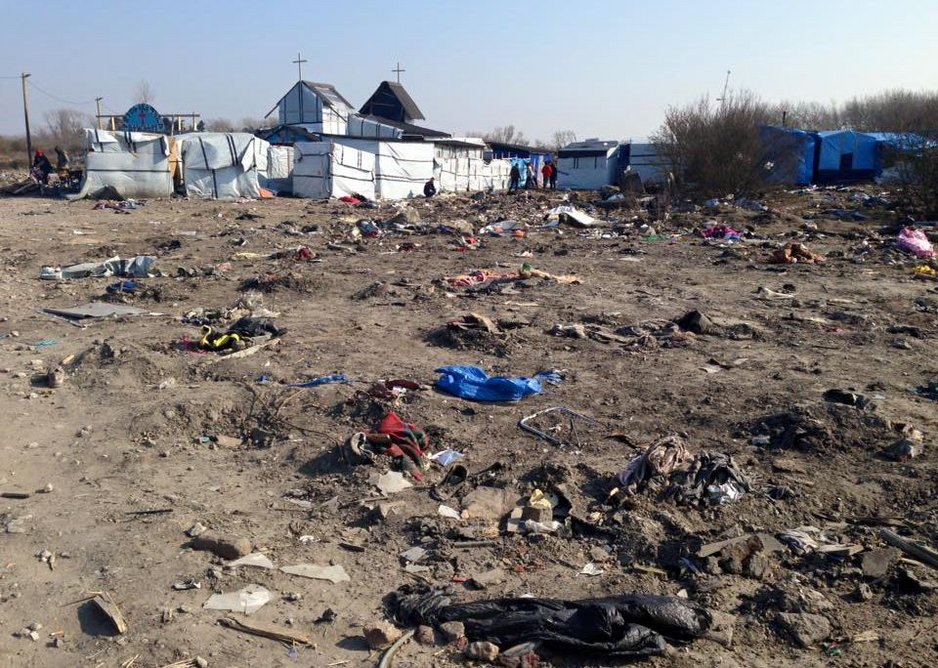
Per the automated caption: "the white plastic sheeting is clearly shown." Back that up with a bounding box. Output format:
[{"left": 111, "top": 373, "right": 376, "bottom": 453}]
[
  {"left": 72, "top": 129, "right": 174, "bottom": 199},
  {"left": 345, "top": 116, "right": 404, "bottom": 140},
  {"left": 624, "top": 143, "right": 668, "bottom": 184},
  {"left": 557, "top": 154, "right": 618, "bottom": 190},
  {"left": 263, "top": 145, "right": 294, "bottom": 194},
  {"left": 331, "top": 139, "right": 433, "bottom": 200},
  {"left": 293, "top": 141, "right": 376, "bottom": 200},
  {"left": 435, "top": 156, "right": 511, "bottom": 193},
  {"left": 178, "top": 133, "right": 270, "bottom": 200},
  {"left": 277, "top": 83, "right": 348, "bottom": 134}
]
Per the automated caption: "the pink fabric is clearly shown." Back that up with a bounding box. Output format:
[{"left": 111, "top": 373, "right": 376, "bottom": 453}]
[{"left": 897, "top": 227, "right": 936, "bottom": 258}]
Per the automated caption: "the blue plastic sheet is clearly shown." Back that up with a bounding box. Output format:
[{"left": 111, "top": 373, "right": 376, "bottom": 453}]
[
  {"left": 435, "top": 366, "right": 555, "bottom": 402},
  {"left": 290, "top": 374, "right": 349, "bottom": 388}
]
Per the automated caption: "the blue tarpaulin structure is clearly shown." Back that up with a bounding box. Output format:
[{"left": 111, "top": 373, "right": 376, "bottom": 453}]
[
  {"left": 760, "top": 126, "right": 816, "bottom": 185},
  {"left": 816, "top": 130, "right": 880, "bottom": 183}
]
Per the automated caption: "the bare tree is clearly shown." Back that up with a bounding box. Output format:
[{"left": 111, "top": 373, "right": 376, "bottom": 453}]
[
  {"left": 134, "top": 80, "right": 156, "bottom": 105},
  {"left": 483, "top": 124, "right": 527, "bottom": 145},
  {"left": 204, "top": 118, "right": 236, "bottom": 132},
  {"left": 239, "top": 117, "right": 268, "bottom": 132},
  {"left": 43, "top": 108, "right": 90, "bottom": 152},
  {"left": 550, "top": 130, "right": 577, "bottom": 151},
  {"left": 652, "top": 90, "right": 788, "bottom": 196}
]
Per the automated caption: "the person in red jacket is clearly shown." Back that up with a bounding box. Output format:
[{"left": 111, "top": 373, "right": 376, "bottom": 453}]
[{"left": 541, "top": 161, "right": 554, "bottom": 190}]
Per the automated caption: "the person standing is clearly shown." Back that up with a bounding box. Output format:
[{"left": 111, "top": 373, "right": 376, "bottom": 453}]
[
  {"left": 549, "top": 159, "right": 559, "bottom": 189},
  {"left": 525, "top": 162, "right": 537, "bottom": 189},
  {"left": 541, "top": 161, "right": 553, "bottom": 190},
  {"left": 54, "top": 146, "right": 70, "bottom": 171},
  {"left": 508, "top": 163, "right": 521, "bottom": 192}
]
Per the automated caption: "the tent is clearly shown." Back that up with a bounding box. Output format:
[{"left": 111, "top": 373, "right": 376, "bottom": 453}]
[
  {"left": 293, "top": 141, "right": 376, "bottom": 200},
  {"left": 72, "top": 129, "right": 176, "bottom": 199},
  {"left": 816, "top": 130, "right": 879, "bottom": 182},
  {"left": 177, "top": 133, "right": 270, "bottom": 199},
  {"left": 556, "top": 140, "right": 620, "bottom": 189}
]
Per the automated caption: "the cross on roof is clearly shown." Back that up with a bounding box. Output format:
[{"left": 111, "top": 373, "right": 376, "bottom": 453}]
[
  {"left": 292, "top": 52, "right": 308, "bottom": 81},
  {"left": 392, "top": 61, "right": 405, "bottom": 83}
]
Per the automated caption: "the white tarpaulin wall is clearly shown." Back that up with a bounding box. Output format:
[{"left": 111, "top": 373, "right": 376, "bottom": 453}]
[
  {"left": 435, "top": 156, "right": 512, "bottom": 193},
  {"left": 333, "top": 139, "right": 434, "bottom": 200},
  {"left": 263, "top": 145, "right": 294, "bottom": 194},
  {"left": 72, "top": 129, "right": 174, "bottom": 199},
  {"left": 293, "top": 141, "right": 376, "bottom": 200},
  {"left": 178, "top": 133, "right": 269, "bottom": 200}
]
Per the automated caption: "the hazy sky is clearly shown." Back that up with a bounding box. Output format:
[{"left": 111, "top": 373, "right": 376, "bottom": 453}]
[{"left": 1, "top": 0, "right": 936, "bottom": 141}]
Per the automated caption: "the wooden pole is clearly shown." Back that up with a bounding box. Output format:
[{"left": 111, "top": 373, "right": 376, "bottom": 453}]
[
  {"left": 21, "top": 73, "right": 32, "bottom": 165},
  {"left": 95, "top": 97, "right": 103, "bottom": 130}
]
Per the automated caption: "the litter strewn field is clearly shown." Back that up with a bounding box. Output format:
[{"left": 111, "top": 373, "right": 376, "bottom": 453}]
[{"left": 0, "top": 186, "right": 936, "bottom": 667}]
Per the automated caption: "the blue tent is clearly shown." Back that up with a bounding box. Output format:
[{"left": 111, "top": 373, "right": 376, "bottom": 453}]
[
  {"left": 816, "top": 130, "right": 879, "bottom": 182},
  {"left": 760, "top": 126, "right": 816, "bottom": 185}
]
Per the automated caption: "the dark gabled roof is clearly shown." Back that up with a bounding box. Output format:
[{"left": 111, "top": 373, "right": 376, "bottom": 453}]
[
  {"left": 359, "top": 81, "right": 425, "bottom": 122},
  {"left": 265, "top": 80, "right": 354, "bottom": 118},
  {"left": 359, "top": 114, "right": 450, "bottom": 139}
]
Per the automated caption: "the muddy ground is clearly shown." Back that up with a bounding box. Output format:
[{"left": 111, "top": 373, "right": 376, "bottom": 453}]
[{"left": 0, "top": 186, "right": 936, "bottom": 668}]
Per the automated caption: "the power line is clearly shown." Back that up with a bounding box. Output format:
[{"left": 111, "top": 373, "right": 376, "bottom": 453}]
[{"left": 27, "top": 80, "right": 97, "bottom": 107}]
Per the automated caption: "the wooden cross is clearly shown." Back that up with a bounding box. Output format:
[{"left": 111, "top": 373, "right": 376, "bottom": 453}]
[
  {"left": 293, "top": 52, "right": 308, "bottom": 81},
  {"left": 392, "top": 62, "right": 405, "bottom": 83}
]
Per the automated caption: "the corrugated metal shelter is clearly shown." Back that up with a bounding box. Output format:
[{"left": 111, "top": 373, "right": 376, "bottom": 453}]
[{"left": 556, "top": 139, "right": 620, "bottom": 189}]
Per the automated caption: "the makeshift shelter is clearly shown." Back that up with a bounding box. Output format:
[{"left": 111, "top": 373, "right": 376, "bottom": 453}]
[
  {"left": 556, "top": 139, "right": 620, "bottom": 189},
  {"left": 486, "top": 142, "right": 551, "bottom": 185},
  {"left": 333, "top": 138, "right": 434, "bottom": 200},
  {"left": 177, "top": 132, "right": 270, "bottom": 200},
  {"left": 293, "top": 141, "right": 376, "bottom": 200},
  {"left": 760, "top": 126, "right": 817, "bottom": 185},
  {"left": 72, "top": 128, "right": 177, "bottom": 199},
  {"left": 266, "top": 81, "right": 354, "bottom": 135},
  {"left": 815, "top": 130, "right": 879, "bottom": 182}
]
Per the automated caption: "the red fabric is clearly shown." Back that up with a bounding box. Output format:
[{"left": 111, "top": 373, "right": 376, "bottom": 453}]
[
  {"left": 542, "top": 164, "right": 553, "bottom": 177},
  {"left": 339, "top": 196, "right": 361, "bottom": 204}
]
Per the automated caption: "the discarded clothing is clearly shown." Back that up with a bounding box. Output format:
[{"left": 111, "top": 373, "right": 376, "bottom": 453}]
[
  {"left": 226, "top": 317, "right": 286, "bottom": 338},
  {"left": 290, "top": 374, "right": 349, "bottom": 388},
  {"left": 669, "top": 451, "right": 750, "bottom": 506},
  {"left": 444, "top": 265, "right": 580, "bottom": 290},
  {"left": 390, "top": 587, "right": 712, "bottom": 659},
  {"left": 897, "top": 227, "right": 936, "bottom": 259},
  {"left": 435, "top": 366, "right": 554, "bottom": 402},
  {"left": 618, "top": 435, "right": 691, "bottom": 495},
  {"left": 41, "top": 255, "right": 157, "bottom": 280},
  {"left": 768, "top": 243, "right": 825, "bottom": 265},
  {"left": 365, "top": 413, "right": 429, "bottom": 480},
  {"left": 701, "top": 225, "right": 741, "bottom": 240}
]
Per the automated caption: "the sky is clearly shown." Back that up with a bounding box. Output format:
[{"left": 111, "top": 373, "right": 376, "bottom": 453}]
[{"left": 1, "top": 0, "right": 936, "bottom": 142}]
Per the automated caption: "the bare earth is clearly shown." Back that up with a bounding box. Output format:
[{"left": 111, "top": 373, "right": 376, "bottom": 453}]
[{"left": 0, "top": 187, "right": 936, "bottom": 668}]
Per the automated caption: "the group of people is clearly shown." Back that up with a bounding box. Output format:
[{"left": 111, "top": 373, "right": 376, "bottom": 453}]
[
  {"left": 31, "top": 147, "right": 70, "bottom": 185},
  {"left": 423, "top": 157, "right": 560, "bottom": 198},
  {"left": 508, "top": 160, "right": 558, "bottom": 192}
]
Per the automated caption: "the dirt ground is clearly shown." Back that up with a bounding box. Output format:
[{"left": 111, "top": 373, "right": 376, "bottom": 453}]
[{"left": 0, "top": 185, "right": 936, "bottom": 668}]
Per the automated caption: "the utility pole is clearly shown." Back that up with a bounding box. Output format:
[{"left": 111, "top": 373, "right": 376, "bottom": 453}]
[
  {"left": 95, "top": 97, "right": 103, "bottom": 130},
  {"left": 21, "top": 72, "right": 32, "bottom": 165}
]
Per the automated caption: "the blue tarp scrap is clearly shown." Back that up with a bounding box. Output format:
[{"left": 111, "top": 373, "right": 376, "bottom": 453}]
[
  {"left": 435, "top": 365, "right": 561, "bottom": 402},
  {"left": 290, "top": 374, "right": 349, "bottom": 388}
]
